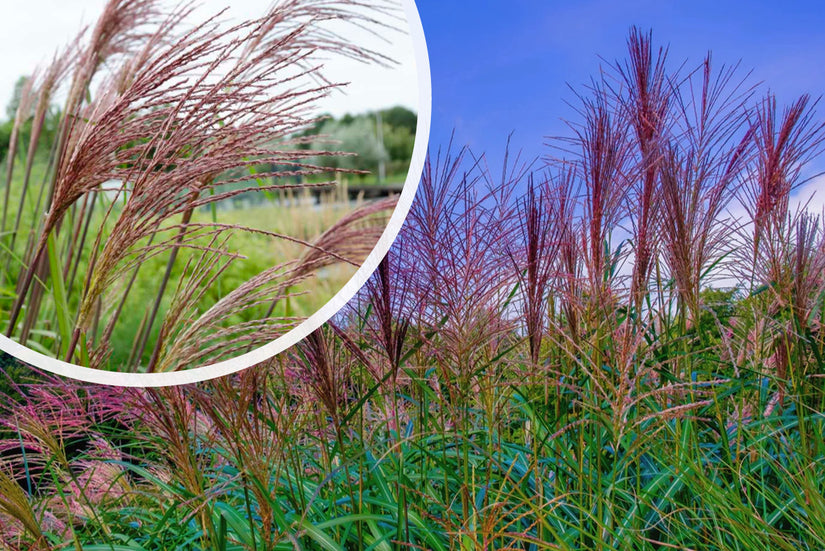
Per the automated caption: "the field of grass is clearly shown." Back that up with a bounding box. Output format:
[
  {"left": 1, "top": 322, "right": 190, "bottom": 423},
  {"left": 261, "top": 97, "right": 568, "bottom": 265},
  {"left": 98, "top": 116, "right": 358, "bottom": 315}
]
[
  {"left": 103, "top": 193, "right": 377, "bottom": 369},
  {"left": 0, "top": 152, "right": 388, "bottom": 370},
  {"left": 1, "top": 16, "right": 824, "bottom": 551},
  {"left": 1, "top": 127, "right": 824, "bottom": 547}
]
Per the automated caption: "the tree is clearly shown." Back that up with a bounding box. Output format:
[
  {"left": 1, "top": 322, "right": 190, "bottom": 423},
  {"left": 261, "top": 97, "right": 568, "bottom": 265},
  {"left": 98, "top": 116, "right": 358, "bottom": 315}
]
[
  {"left": 383, "top": 123, "right": 414, "bottom": 165},
  {"left": 312, "top": 116, "right": 388, "bottom": 176},
  {"left": 5, "top": 76, "right": 30, "bottom": 122},
  {"left": 0, "top": 120, "right": 11, "bottom": 165},
  {"left": 380, "top": 105, "right": 416, "bottom": 133}
]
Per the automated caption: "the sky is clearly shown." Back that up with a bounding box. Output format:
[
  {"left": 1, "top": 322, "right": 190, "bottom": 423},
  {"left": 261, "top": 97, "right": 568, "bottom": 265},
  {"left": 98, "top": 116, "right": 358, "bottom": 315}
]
[
  {"left": 416, "top": 0, "right": 825, "bottom": 175},
  {"left": 0, "top": 0, "right": 418, "bottom": 119}
]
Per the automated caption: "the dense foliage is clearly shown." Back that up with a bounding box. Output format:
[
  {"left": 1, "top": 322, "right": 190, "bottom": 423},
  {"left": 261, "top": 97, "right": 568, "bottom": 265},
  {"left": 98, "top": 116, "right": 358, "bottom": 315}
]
[
  {"left": 0, "top": 20, "right": 824, "bottom": 551},
  {"left": 298, "top": 106, "right": 417, "bottom": 182}
]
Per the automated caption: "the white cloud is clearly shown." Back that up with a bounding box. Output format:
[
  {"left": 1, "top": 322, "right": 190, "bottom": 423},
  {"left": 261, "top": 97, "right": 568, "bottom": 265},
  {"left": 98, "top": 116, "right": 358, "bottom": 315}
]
[{"left": 790, "top": 173, "right": 825, "bottom": 215}]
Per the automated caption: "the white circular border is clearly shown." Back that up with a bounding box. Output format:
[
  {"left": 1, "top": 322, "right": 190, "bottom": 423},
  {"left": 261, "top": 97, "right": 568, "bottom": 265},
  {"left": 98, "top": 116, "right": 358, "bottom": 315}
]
[{"left": 0, "top": 0, "right": 431, "bottom": 387}]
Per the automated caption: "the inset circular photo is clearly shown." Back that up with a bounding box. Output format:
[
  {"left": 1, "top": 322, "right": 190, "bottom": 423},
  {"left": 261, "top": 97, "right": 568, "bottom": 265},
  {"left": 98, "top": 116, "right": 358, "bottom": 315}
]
[{"left": 0, "top": 0, "right": 430, "bottom": 384}]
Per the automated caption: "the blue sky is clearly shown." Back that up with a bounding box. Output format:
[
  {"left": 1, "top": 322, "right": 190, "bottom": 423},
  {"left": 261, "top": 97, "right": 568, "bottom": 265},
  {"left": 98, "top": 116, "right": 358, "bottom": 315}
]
[{"left": 416, "top": 0, "right": 825, "bottom": 169}]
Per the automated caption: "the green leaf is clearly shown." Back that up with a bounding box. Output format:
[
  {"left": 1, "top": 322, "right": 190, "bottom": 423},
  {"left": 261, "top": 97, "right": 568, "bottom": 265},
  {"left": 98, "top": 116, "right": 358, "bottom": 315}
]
[{"left": 298, "top": 519, "right": 345, "bottom": 551}]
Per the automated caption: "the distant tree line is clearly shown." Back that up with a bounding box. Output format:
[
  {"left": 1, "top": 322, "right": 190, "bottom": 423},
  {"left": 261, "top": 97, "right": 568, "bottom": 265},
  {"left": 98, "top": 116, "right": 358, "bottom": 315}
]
[
  {"left": 215, "top": 105, "right": 417, "bottom": 208},
  {"left": 296, "top": 105, "right": 417, "bottom": 180}
]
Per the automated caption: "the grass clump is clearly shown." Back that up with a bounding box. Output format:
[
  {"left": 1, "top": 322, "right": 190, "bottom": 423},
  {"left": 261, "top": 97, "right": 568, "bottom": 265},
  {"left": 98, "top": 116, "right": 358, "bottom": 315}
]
[
  {"left": 0, "top": 23, "right": 824, "bottom": 551},
  {"left": 0, "top": 0, "right": 404, "bottom": 372}
]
